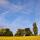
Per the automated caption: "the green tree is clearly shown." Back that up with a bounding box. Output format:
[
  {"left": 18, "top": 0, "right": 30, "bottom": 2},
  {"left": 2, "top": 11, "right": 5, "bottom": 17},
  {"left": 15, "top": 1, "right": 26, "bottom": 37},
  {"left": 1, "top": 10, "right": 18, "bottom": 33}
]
[
  {"left": 15, "top": 28, "right": 33, "bottom": 36},
  {"left": 33, "top": 22, "right": 38, "bottom": 35},
  {"left": 25, "top": 28, "right": 33, "bottom": 36},
  {"left": 0, "top": 28, "right": 13, "bottom": 36},
  {"left": 4, "top": 28, "right": 13, "bottom": 36},
  {"left": 15, "top": 29, "right": 25, "bottom": 36}
]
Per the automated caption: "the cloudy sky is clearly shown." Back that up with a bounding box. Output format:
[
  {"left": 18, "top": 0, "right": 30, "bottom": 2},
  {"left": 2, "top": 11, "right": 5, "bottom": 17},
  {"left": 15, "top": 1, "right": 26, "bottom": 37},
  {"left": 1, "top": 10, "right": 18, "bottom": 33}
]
[{"left": 0, "top": 0, "right": 40, "bottom": 34}]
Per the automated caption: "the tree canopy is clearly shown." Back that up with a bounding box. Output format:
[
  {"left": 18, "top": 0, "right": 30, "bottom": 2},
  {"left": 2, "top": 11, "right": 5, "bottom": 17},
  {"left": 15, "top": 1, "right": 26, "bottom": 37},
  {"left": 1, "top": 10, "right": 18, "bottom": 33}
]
[
  {"left": 33, "top": 22, "right": 38, "bottom": 35},
  {"left": 0, "top": 28, "right": 13, "bottom": 36},
  {"left": 15, "top": 28, "right": 33, "bottom": 36}
]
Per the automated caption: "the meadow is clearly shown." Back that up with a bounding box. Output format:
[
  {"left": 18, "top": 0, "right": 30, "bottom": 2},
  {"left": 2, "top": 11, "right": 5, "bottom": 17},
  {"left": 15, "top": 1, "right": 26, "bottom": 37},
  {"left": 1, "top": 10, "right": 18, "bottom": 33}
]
[{"left": 0, "top": 36, "right": 40, "bottom": 40}]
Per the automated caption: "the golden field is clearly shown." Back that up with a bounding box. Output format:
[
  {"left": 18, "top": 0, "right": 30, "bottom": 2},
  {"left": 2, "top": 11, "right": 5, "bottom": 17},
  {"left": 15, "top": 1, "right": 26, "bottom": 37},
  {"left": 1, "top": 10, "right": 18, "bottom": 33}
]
[{"left": 0, "top": 36, "right": 40, "bottom": 40}]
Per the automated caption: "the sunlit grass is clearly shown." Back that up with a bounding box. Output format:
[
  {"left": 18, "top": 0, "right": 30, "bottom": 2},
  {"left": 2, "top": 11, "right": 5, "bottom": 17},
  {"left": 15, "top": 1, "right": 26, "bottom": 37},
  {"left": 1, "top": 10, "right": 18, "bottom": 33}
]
[{"left": 0, "top": 36, "right": 40, "bottom": 40}]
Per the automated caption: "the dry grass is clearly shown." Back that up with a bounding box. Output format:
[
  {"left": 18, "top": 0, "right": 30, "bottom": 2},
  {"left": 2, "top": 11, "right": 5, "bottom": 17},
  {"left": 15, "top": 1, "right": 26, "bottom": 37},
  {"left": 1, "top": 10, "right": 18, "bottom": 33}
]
[{"left": 0, "top": 36, "right": 40, "bottom": 40}]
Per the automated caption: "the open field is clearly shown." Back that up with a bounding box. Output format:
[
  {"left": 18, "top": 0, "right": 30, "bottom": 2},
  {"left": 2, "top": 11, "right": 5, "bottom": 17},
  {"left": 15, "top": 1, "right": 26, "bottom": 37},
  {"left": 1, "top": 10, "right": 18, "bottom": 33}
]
[{"left": 0, "top": 36, "right": 40, "bottom": 40}]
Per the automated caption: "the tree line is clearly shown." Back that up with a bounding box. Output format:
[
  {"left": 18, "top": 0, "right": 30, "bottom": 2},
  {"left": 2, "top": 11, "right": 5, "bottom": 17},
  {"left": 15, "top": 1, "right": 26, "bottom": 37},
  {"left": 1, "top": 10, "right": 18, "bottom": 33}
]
[
  {"left": 15, "top": 22, "right": 38, "bottom": 36},
  {"left": 0, "top": 22, "right": 39, "bottom": 36}
]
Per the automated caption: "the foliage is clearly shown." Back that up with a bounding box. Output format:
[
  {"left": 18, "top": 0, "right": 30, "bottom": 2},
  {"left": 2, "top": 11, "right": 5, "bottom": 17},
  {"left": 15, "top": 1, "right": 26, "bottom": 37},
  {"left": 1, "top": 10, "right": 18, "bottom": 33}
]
[
  {"left": 0, "top": 28, "right": 13, "bottom": 36},
  {"left": 0, "top": 22, "right": 38, "bottom": 36},
  {"left": 15, "top": 29, "right": 25, "bottom": 36},
  {"left": 25, "top": 28, "right": 33, "bottom": 36},
  {"left": 15, "top": 28, "right": 33, "bottom": 36},
  {"left": 33, "top": 22, "right": 38, "bottom": 35}
]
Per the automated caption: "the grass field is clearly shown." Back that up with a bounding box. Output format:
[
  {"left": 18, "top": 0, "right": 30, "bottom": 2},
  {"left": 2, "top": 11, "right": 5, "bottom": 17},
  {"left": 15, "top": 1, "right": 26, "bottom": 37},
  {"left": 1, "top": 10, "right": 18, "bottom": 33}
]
[{"left": 0, "top": 36, "right": 40, "bottom": 40}]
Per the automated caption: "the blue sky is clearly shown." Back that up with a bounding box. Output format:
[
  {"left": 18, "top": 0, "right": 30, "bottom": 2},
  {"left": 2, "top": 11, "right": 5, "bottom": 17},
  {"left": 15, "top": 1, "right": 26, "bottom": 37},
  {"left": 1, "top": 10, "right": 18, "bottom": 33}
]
[{"left": 0, "top": 0, "right": 40, "bottom": 34}]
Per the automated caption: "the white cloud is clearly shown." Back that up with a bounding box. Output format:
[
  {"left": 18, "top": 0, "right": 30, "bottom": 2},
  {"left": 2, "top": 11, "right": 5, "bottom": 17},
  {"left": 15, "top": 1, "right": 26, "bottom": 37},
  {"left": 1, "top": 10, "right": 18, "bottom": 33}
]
[
  {"left": 0, "top": 0, "right": 8, "bottom": 5},
  {"left": 0, "top": 0, "right": 23, "bottom": 12},
  {"left": 0, "top": 0, "right": 33, "bottom": 15},
  {"left": 0, "top": 11, "right": 9, "bottom": 15},
  {"left": 36, "top": 20, "right": 40, "bottom": 34},
  {"left": 0, "top": 11, "right": 9, "bottom": 27},
  {"left": 0, "top": 0, "right": 40, "bottom": 34},
  {"left": 7, "top": 16, "right": 33, "bottom": 34}
]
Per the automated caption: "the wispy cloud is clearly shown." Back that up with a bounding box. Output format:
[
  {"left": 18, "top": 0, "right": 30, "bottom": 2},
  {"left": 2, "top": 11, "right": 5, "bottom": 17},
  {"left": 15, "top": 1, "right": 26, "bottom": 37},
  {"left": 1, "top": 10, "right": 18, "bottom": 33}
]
[
  {"left": 7, "top": 16, "right": 33, "bottom": 34},
  {"left": 0, "top": 0, "right": 8, "bottom": 4},
  {"left": 0, "top": 0, "right": 34, "bottom": 15},
  {"left": 0, "top": 0, "right": 40, "bottom": 34}
]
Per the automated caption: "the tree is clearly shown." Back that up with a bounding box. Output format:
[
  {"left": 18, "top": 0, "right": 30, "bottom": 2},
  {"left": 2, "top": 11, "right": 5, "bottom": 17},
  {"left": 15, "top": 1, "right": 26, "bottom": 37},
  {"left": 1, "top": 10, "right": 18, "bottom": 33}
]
[
  {"left": 0, "top": 28, "right": 13, "bottom": 36},
  {"left": 5, "top": 28, "right": 13, "bottom": 36},
  {"left": 15, "top": 28, "right": 33, "bottom": 36},
  {"left": 15, "top": 29, "right": 25, "bottom": 36},
  {"left": 25, "top": 28, "right": 33, "bottom": 36},
  {"left": 33, "top": 22, "right": 38, "bottom": 35}
]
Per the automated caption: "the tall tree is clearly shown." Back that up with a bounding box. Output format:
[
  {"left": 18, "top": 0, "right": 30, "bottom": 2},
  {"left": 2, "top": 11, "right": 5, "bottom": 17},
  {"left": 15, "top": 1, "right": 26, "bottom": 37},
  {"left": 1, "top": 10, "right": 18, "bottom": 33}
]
[{"left": 33, "top": 22, "right": 38, "bottom": 35}]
